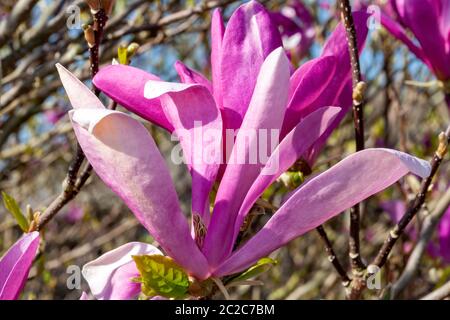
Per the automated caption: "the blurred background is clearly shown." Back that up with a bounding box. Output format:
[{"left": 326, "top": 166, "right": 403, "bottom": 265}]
[{"left": 0, "top": 0, "right": 449, "bottom": 299}]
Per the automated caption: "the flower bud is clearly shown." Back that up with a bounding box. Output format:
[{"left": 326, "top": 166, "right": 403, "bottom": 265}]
[
  {"left": 85, "top": 0, "right": 101, "bottom": 13},
  {"left": 127, "top": 42, "right": 140, "bottom": 58},
  {"left": 86, "top": 0, "right": 115, "bottom": 15},
  {"left": 352, "top": 81, "right": 367, "bottom": 106}
]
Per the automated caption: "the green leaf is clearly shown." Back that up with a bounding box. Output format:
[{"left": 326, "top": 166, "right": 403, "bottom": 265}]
[
  {"left": 2, "top": 191, "right": 29, "bottom": 232},
  {"left": 186, "top": 0, "right": 196, "bottom": 8},
  {"left": 117, "top": 45, "right": 128, "bottom": 64},
  {"left": 132, "top": 255, "right": 190, "bottom": 299},
  {"left": 233, "top": 257, "right": 277, "bottom": 282}
]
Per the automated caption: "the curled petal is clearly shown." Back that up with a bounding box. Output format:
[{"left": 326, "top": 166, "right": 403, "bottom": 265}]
[
  {"left": 282, "top": 55, "right": 337, "bottom": 136},
  {"left": 56, "top": 64, "right": 104, "bottom": 109},
  {"left": 82, "top": 242, "right": 161, "bottom": 300},
  {"left": 303, "top": 79, "right": 352, "bottom": 165},
  {"left": 144, "top": 80, "right": 222, "bottom": 224},
  {"left": 92, "top": 64, "right": 173, "bottom": 131},
  {"left": 215, "top": 149, "right": 431, "bottom": 276},
  {"left": 0, "top": 232, "right": 40, "bottom": 300},
  {"left": 174, "top": 61, "right": 213, "bottom": 93}
]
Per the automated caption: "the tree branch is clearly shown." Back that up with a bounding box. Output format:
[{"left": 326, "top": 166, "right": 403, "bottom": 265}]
[
  {"left": 390, "top": 188, "right": 450, "bottom": 298},
  {"left": 339, "top": 0, "right": 366, "bottom": 275},
  {"left": 34, "top": 9, "right": 109, "bottom": 231},
  {"left": 371, "top": 126, "right": 449, "bottom": 268}
]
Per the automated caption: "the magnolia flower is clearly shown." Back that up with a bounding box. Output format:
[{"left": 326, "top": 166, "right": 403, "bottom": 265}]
[
  {"left": 270, "top": 0, "right": 315, "bottom": 62},
  {"left": 0, "top": 231, "right": 40, "bottom": 300},
  {"left": 57, "top": 45, "right": 430, "bottom": 300},
  {"left": 381, "top": 0, "right": 450, "bottom": 84}
]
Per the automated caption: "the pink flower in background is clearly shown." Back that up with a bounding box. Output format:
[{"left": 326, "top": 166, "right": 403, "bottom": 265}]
[
  {"left": 381, "top": 0, "right": 450, "bottom": 82},
  {"left": 380, "top": 200, "right": 416, "bottom": 253},
  {"left": 428, "top": 203, "right": 450, "bottom": 264},
  {"left": 0, "top": 232, "right": 40, "bottom": 300},
  {"left": 382, "top": 198, "right": 450, "bottom": 263},
  {"left": 44, "top": 108, "right": 66, "bottom": 125},
  {"left": 437, "top": 206, "right": 450, "bottom": 263},
  {"left": 63, "top": 204, "right": 84, "bottom": 224},
  {"left": 56, "top": 5, "right": 431, "bottom": 297},
  {"left": 270, "top": 0, "right": 315, "bottom": 61}
]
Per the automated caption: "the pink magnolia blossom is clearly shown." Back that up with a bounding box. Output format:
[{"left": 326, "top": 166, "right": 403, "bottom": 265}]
[
  {"left": 428, "top": 203, "right": 450, "bottom": 264},
  {"left": 54, "top": 2, "right": 432, "bottom": 300},
  {"left": 270, "top": 0, "right": 315, "bottom": 61},
  {"left": 0, "top": 231, "right": 40, "bottom": 300},
  {"left": 381, "top": 0, "right": 450, "bottom": 82},
  {"left": 56, "top": 58, "right": 430, "bottom": 300},
  {"left": 437, "top": 206, "right": 450, "bottom": 263}
]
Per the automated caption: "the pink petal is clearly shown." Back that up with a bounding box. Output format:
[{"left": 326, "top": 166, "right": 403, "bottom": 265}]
[
  {"left": 219, "top": 0, "right": 282, "bottom": 130},
  {"left": 79, "top": 291, "right": 90, "bottom": 300},
  {"left": 402, "top": 0, "right": 450, "bottom": 79},
  {"left": 0, "top": 231, "right": 40, "bottom": 300},
  {"left": 215, "top": 149, "right": 431, "bottom": 276},
  {"left": 174, "top": 61, "right": 213, "bottom": 93},
  {"left": 438, "top": 204, "right": 450, "bottom": 263},
  {"left": 282, "top": 55, "right": 337, "bottom": 136},
  {"left": 144, "top": 80, "right": 222, "bottom": 224},
  {"left": 82, "top": 242, "right": 161, "bottom": 300},
  {"left": 441, "top": 0, "right": 450, "bottom": 44},
  {"left": 380, "top": 13, "right": 432, "bottom": 71},
  {"left": 317, "top": 11, "right": 368, "bottom": 105},
  {"left": 303, "top": 79, "right": 352, "bottom": 165},
  {"left": 210, "top": 8, "right": 225, "bottom": 106},
  {"left": 203, "top": 47, "right": 290, "bottom": 267},
  {"left": 298, "top": 11, "right": 369, "bottom": 165},
  {"left": 92, "top": 64, "right": 174, "bottom": 131},
  {"left": 272, "top": 0, "right": 315, "bottom": 59},
  {"left": 70, "top": 108, "right": 209, "bottom": 279},
  {"left": 56, "top": 64, "right": 104, "bottom": 110},
  {"left": 232, "top": 106, "right": 341, "bottom": 246}
]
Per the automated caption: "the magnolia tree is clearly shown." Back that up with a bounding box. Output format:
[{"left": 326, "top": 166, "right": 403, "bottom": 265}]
[{"left": 0, "top": 0, "right": 449, "bottom": 300}]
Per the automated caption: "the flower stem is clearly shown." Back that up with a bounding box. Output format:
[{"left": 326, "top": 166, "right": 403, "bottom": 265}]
[
  {"left": 316, "top": 226, "right": 351, "bottom": 286},
  {"left": 339, "top": 0, "right": 366, "bottom": 275}
]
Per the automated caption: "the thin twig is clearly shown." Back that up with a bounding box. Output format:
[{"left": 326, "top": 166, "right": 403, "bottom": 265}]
[
  {"left": 316, "top": 225, "right": 351, "bottom": 286},
  {"left": 241, "top": 199, "right": 351, "bottom": 288},
  {"left": 339, "top": 0, "right": 366, "bottom": 274}
]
